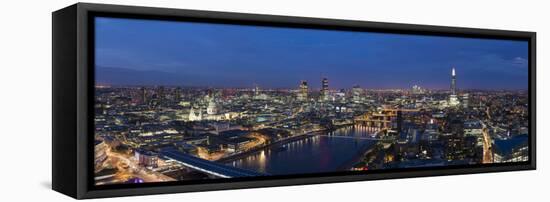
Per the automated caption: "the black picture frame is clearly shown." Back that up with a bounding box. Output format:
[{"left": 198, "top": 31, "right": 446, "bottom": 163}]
[{"left": 52, "top": 3, "right": 536, "bottom": 199}]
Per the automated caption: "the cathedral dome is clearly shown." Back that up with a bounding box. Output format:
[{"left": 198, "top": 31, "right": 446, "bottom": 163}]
[{"left": 207, "top": 99, "right": 218, "bottom": 115}]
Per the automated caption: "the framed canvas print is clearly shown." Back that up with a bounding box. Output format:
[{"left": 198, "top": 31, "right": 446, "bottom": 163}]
[{"left": 52, "top": 3, "right": 536, "bottom": 199}]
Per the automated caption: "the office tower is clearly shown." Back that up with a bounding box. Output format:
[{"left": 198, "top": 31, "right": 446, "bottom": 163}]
[
  {"left": 141, "top": 87, "right": 147, "bottom": 104},
  {"left": 175, "top": 87, "right": 182, "bottom": 101},
  {"left": 449, "top": 67, "right": 460, "bottom": 106},
  {"left": 396, "top": 109, "right": 403, "bottom": 134},
  {"left": 158, "top": 86, "right": 165, "bottom": 107},
  {"left": 320, "top": 77, "right": 329, "bottom": 101},
  {"left": 451, "top": 67, "right": 457, "bottom": 95},
  {"left": 255, "top": 84, "right": 260, "bottom": 96},
  {"left": 412, "top": 85, "right": 425, "bottom": 94},
  {"left": 298, "top": 80, "right": 308, "bottom": 101},
  {"left": 461, "top": 93, "right": 470, "bottom": 108},
  {"left": 352, "top": 85, "right": 363, "bottom": 103}
]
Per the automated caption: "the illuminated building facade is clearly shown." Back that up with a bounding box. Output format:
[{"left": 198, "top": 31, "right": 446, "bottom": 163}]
[
  {"left": 135, "top": 149, "right": 159, "bottom": 168},
  {"left": 94, "top": 140, "right": 108, "bottom": 173},
  {"left": 298, "top": 80, "right": 308, "bottom": 101},
  {"left": 352, "top": 85, "right": 363, "bottom": 103},
  {"left": 141, "top": 87, "right": 147, "bottom": 105},
  {"left": 449, "top": 67, "right": 460, "bottom": 106},
  {"left": 320, "top": 77, "right": 329, "bottom": 101}
]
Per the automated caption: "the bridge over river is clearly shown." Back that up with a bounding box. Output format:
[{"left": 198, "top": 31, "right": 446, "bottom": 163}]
[{"left": 160, "top": 148, "right": 268, "bottom": 178}]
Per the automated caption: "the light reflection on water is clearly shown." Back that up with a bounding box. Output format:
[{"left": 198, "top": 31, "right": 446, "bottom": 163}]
[{"left": 227, "top": 125, "right": 378, "bottom": 175}]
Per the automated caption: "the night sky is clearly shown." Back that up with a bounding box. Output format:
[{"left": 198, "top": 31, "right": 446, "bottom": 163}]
[{"left": 95, "top": 17, "right": 528, "bottom": 90}]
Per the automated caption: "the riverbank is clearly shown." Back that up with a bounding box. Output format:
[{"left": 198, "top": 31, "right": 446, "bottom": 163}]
[
  {"left": 216, "top": 131, "right": 320, "bottom": 163},
  {"left": 217, "top": 123, "right": 357, "bottom": 163},
  {"left": 337, "top": 140, "right": 377, "bottom": 170},
  {"left": 218, "top": 124, "right": 377, "bottom": 168},
  {"left": 337, "top": 129, "right": 386, "bottom": 170}
]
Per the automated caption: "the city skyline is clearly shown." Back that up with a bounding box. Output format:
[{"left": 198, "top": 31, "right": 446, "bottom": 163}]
[
  {"left": 95, "top": 17, "right": 528, "bottom": 90},
  {"left": 93, "top": 17, "right": 529, "bottom": 185}
]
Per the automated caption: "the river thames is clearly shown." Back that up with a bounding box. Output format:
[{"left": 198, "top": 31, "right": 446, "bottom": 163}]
[{"left": 226, "top": 125, "right": 379, "bottom": 175}]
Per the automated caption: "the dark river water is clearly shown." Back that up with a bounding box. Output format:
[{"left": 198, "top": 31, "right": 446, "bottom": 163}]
[{"left": 226, "top": 125, "right": 378, "bottom": 175}]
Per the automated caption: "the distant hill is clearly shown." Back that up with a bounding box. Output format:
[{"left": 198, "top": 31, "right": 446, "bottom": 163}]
[{"left": 95, "top": 66, "right": 190, "bottom": 86}]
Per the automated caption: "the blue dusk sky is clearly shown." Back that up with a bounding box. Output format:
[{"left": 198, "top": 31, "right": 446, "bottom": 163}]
[{"left": 95, "top": 17, "right": 528, "bottom": 90}]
